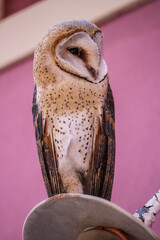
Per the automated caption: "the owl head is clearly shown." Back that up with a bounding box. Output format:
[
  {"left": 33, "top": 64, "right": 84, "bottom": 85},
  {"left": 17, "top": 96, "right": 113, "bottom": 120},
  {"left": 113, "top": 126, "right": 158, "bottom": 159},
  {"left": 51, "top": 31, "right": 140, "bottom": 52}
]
[{"left": 33, "top": 20, "right": 108, "bottom": 86}]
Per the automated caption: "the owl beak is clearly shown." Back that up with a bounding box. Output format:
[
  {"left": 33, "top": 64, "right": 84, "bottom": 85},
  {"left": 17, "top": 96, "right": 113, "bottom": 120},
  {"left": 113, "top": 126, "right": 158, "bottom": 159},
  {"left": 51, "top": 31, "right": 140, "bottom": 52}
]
[
  {"left": 94, "top": 70, "right": 99, "bottom": 80},
  {"left": 87, "top": 66, "right": 99, "bottom": 80}
]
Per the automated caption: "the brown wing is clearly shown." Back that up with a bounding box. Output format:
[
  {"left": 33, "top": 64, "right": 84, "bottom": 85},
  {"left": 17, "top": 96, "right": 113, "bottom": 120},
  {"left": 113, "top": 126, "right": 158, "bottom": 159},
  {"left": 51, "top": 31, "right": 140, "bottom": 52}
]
[
  {"left": 32, "top": 86, "right": 64, "bottom": 197},
  {"left": 88, "top": 83, "right": 115, "bottom": 200}
]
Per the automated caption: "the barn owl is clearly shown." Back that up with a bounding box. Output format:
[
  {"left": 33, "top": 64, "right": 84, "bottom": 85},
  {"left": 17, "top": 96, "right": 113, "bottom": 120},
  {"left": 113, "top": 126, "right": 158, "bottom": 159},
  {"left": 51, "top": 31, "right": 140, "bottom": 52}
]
[{"left": 32, "top": 20, "right": 115, "bottom": 200}]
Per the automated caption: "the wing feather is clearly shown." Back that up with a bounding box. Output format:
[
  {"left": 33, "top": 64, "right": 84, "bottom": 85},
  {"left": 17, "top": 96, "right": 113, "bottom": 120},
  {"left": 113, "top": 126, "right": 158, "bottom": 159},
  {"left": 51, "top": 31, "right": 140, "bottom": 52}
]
[
  {"left": 32, "top": 86, "right": 64, "bottom": 197},
  {"left": 89, "top": 83, "right": 115, "bottom": 200}
]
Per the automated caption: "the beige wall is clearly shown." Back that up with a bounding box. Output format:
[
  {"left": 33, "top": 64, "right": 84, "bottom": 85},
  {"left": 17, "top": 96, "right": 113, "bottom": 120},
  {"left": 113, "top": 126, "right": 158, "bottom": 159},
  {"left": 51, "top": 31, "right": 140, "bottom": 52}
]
[{"left": 0, "top": 0, "right": 151, "bottom": 71}]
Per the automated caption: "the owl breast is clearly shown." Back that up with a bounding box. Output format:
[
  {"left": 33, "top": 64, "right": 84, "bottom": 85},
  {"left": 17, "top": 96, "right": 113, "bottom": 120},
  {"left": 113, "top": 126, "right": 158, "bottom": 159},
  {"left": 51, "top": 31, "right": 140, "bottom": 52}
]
[{"left": 37, "top": 75, "right": 108, "bottom": 193}]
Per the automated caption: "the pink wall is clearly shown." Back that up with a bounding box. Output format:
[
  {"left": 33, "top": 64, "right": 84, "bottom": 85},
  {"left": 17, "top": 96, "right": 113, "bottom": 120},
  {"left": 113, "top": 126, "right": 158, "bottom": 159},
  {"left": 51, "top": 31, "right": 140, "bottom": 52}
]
[
  {"left": 101, "top": 0, "right": 160, "bottom": 235},
  {"left": 4, "top": 0, "right": 42, "bottom": 17},
  {"left": 0, "top": 1, "right": 160, "bottom": 239}
]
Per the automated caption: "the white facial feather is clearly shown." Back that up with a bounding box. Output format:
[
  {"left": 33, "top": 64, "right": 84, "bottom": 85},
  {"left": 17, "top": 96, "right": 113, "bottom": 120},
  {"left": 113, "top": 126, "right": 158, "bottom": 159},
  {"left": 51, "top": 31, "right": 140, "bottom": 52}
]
[{"left": 55, "top": 31, "right": 107, "bottom": 83}]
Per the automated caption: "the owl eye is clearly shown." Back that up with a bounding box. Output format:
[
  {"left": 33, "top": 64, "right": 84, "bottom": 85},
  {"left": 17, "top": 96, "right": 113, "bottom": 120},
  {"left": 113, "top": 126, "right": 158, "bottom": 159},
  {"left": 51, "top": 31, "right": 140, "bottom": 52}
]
[{"left": 68, "top": 48, "right": 81, "bottom": 56}]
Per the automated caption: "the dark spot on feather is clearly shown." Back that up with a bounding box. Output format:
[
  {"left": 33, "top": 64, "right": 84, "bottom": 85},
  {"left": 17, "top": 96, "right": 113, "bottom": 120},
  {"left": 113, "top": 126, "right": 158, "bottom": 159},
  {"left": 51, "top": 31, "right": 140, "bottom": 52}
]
[{"left": 32, "top": 85, "right": 38, "bottom": 123}]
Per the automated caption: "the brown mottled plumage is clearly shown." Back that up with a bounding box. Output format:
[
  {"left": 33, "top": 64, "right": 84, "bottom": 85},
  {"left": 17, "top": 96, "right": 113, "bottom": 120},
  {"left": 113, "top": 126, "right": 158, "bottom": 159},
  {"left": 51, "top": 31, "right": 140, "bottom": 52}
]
[{"left": 32, "top": 20, "right": 115, "bottom": 200}]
